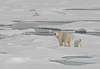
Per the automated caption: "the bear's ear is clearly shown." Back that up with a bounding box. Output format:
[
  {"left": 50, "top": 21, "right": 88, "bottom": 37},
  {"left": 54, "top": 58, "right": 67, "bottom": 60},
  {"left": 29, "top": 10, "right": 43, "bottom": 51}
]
[
  {"left": 54, "top": 33, "right": 56, "bottom": 35},
  {"left": 79, "top": 39, "right": 81, "bottom": 41}
]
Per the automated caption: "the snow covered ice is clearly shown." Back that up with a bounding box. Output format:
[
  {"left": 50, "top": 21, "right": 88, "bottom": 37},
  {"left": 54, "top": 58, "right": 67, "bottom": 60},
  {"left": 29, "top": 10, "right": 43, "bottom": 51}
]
[{"left": 0, "top": 0, "right": 100, "bottom": 69}]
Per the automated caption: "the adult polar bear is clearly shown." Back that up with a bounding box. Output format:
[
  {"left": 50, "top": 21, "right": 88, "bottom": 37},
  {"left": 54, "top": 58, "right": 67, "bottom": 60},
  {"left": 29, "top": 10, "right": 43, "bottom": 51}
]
[{"left": 54, "top": 32, "right": 72, "bottom": 47}]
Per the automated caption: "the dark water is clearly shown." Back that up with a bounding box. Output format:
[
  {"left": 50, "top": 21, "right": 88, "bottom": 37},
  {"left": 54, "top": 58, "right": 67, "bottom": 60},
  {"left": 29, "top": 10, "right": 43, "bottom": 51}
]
[
  {"left": 10, "top": 20, "right": 100, "bottom": 36},
  {"left": 0, "top": 52, "right": 7, "bottom": 54},
  {"left": 0, "top": 20, "right": 99, "bottom": 37},
  {"left": 50, "top": 60, "right": 94, "bottom": 66},
  {"left": 50, "top": 56, "right": 94, "bottom": 66},
  {"left": 63, "top": 8, "right": 100, "bottom": 10},
  {"left": 62, "top": 56, "right": 93, "bottom": 59},
  {"left": 11, "top": 21, "right": 75, "bottom": 36},
  {"left": 12, "top": 20, "right": 100, "bottom": 30},
  {"left": 0, "top": 34, "right": 8, "bottom": 39}
]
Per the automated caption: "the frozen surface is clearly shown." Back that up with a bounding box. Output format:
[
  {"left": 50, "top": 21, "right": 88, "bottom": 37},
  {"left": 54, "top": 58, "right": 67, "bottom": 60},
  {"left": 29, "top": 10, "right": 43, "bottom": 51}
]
[
  {"left": 0, "top": 33, "right": 100, "bottom": 69},
  {"left": 0, "top": 0, "right": 100, "bottom": 69},
  {"left": 0, "top": 0, "right": 100, "bottom": 21}
]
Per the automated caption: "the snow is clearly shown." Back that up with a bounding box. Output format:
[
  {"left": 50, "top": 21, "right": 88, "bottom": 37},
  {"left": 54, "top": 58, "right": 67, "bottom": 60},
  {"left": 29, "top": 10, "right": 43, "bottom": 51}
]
[
  {"left": 0, "top": 0, "right": 100, "bottom": 69},
  {"left": 0, "top": 28, "right": 35, "bottom": 36},
  {"left": 0, "top": 33, "right": 100, "bottom": 69},
  {"left": 1, "top": 0, "right": 100, "bottom": 21}
]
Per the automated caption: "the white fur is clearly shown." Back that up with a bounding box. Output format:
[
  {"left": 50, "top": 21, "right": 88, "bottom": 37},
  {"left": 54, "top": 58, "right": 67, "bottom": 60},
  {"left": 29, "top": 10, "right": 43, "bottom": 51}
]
[
  {"left": 54, "top": 32, "right": 72, "bottom": 47},
  {"left": 74, "top": 39, "right": 83, "bottom": 47}
]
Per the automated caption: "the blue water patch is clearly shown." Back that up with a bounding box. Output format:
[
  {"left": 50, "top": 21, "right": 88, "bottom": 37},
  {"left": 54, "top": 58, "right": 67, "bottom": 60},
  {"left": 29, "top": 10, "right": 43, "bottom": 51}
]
[
  {"left": 0, "top": 52, "right": 7, "bottom": 54},
  {"left": 0, "top": 34, "right": 8, "bottom": 39},
  {"left": 63, "top": 8, "right": 100, "bottom": 10},
  {"left": 62, "top": 56, "right": 92, "bottom": 59},
  {"left": 50, "top": 60, "right": 94, "bottom": 66},
  {"left": 50, "top": 56, "right": 94, "bottom": 66}
]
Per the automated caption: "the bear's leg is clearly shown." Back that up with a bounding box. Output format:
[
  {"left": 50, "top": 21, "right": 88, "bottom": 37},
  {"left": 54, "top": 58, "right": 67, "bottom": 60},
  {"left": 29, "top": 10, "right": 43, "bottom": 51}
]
[
  {"left": 74, "top": 43, "right": 76, "bottom": 47},
  {"left": 64, "top": 41, "right": 68, "bottom": 47},
  {"left": 80, "top": 45, "right": 83, "bottom": 47},
  {"left": 80, "top": 44, "right": 82, "bottom": 47},
  {"left": 59, "top": 39, "right": 63, "bottom": 46},
  {"left": 68, "top": 41, "right": 71, "bottom": 47},
  {"left": 80, "top": 42, "right": 83, "bottom": 48},
  {"left": 77, "top": 43, "right": 80, "bottom": 47}
]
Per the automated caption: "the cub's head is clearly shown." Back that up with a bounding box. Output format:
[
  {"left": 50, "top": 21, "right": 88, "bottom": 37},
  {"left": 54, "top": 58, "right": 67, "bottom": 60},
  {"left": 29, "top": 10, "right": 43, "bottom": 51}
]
[
  {"left": 79, "top": 39, "right": 82, "bottom": 41},
  {"left": 53, "top": 32, "right": 60, "bottom": 38}
]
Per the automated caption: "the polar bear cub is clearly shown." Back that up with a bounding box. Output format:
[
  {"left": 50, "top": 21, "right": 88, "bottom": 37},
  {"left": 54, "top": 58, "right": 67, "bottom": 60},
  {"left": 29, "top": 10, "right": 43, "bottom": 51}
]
[
  {"left": 74, "top": 39, "right": 83, "bottom": 47},
  {"left": 53, "top": 32, "right": 72, "bottom": 47}
]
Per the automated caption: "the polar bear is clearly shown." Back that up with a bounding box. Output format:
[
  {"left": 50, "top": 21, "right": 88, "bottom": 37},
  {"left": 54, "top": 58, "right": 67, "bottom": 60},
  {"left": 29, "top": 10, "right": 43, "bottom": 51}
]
[
  {"left": 53, "top": 32, "right": 72, "bottom": 47},
  {"left": 74, "top": 39, "right": 83, "bottom": 47}
]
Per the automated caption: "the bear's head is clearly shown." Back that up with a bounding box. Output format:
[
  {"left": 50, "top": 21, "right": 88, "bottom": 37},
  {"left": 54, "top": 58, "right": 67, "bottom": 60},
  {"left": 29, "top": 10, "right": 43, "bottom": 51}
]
[{"left": 53, "top": 32, "right": 60, "bottom": 38}]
